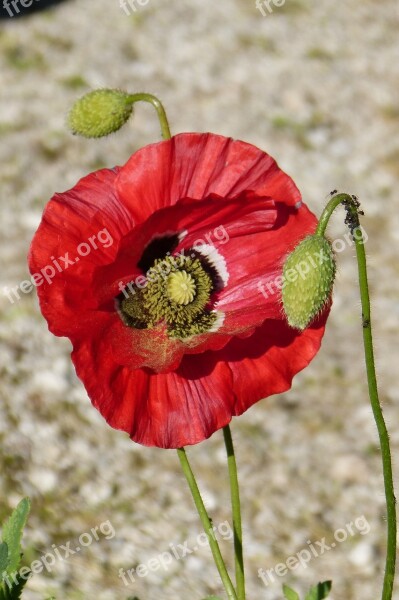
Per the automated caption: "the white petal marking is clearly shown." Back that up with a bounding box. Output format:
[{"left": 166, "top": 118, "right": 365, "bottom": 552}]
[{"left": 193, "top": 243, "right": 229, "bottom": 287}]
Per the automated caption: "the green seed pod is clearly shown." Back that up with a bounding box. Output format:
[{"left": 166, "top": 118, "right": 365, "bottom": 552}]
[
  {"left": 67, "top": 89, "right": 134, "bottom": 138},
  {"left": 282, "top": 234, "right": 336, "bottom": 330}
]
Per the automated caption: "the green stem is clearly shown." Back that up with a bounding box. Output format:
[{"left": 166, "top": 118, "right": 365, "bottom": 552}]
[
  {"left": 177, "top": 448, "right": 238, "bottom": 600},
  {"left": 126, "top": 92, "right": 172, "bottom": 140},
  {"left": 315, "top": 193, "right": 347, "bottom": 237},
  {"left": 223, "top": 426, "right": 245, "bottom": 600},
  {"left": 354, "top": 227, "right": 396, "bottom": 600},
  {"left": 317, "top": 193, "right": 397, "bottom": 600}
]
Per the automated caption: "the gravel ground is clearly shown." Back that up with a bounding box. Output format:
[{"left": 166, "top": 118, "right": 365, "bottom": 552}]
[{"left": 0, "top": 1, "right": 398, "bottom": 599}]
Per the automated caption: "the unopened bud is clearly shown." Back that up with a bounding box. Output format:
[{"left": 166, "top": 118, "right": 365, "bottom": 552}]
[
  {"left": 282, "top": 234, "right": 335, "bottom": 330},
  {"left": 67, "top": 89, "right": 134, "bottom": 138}
]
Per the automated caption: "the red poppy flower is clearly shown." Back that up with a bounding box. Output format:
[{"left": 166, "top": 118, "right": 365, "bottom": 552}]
[{"left": 29, "top": 133, "right": 328, "bottom": 448}]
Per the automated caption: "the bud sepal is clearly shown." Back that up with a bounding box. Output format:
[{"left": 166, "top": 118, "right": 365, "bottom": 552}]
[
  {"left": 282, "top": 234, "right": 336, "bottom": 331},
  {"left": 67, "top": 89, "right": 134, "bottom": 138}
]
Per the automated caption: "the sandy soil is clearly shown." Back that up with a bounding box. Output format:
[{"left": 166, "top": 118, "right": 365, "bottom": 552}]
[{"left": 0, "top": 0, "right": 398, "bottom": 598}]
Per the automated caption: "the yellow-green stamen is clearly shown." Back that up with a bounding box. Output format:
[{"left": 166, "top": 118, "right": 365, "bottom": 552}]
[{"left": 117, "top": 254, "right": 218, "bottom": 339}]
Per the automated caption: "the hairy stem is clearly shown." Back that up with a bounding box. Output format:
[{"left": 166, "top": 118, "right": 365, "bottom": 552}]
[
  {"left": 317, "top": 193, "right": 396, "bottom": 600},
  {"left": 127, "top": 92, "right": 172, "bottom": 139},
  {"left": 223, "top": 425, "right": 245, "bottom": 599},
  {"left": 177, "top": 447, "right": 238, "bottom": 600}
]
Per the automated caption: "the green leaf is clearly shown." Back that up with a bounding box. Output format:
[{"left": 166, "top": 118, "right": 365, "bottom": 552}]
[
  {"left": 0, "top": 543, "right": 9, "bottom": 578},
  {"left": 305, "top": 580, "right": 332, "bottom": 600},
  {"left": 0, "top": 571, "right": 29, "bottom": 600},
  {"left": 1, "top": 499, "right": 31, "bottom": 576},
  {"left": 283, "top": 584, "right": 300, "bottom": 600}
]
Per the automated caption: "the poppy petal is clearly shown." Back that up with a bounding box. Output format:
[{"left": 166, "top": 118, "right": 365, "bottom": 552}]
[
  {"left": 28, "top": 167, "right": 134, "bottom": 335},
  {"left": 116, "top": 133, "right": 301, "bottom": 223},
  {"left": 29, "top": 132, "right": 329, "bottom": 448},
  {"left": 70, "top": 313, "right": 327, "bottom": 448}
]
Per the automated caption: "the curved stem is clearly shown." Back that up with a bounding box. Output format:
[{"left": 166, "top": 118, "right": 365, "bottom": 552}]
[
  {"left": 353, "top": 226, "right": 396, "bottom": 600},
  {"left": 177, "top": 448, "right": 238, "bottom": 600},
  {"left": 126, "top": 92, "right": 172, "bottom": 140},
  {"left": 317, "top": 193, "right": 397, "bottom": 600},
  {"left": 223, "top": 426, "right": 245, "bottom": 600},
  {"left": 316, "top": 193, "right": 353, "bottom": 237}
]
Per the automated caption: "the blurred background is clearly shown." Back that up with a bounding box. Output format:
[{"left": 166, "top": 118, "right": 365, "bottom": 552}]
[{"left": 0, "top": 0, "right": 398, "bottom": 598}]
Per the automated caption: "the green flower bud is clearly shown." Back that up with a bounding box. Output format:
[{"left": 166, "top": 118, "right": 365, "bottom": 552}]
[
  {"left": 67, "top": 89, "right": 134, "bottom": 138},
  {"left": 282, "top": 234, "right": 336, "bottom": 330}
]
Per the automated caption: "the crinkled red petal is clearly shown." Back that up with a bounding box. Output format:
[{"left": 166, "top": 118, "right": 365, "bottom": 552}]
[
  {"left": 71, "top": 311, "right": 327, "bottom": 447},
  {"left": 29, "top": 133, "right": 328, "bottom": 448}
]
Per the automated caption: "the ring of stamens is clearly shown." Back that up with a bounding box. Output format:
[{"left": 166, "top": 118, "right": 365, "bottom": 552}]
[{"left": 117, "top": 254, "right": 218, "bottom": 339}]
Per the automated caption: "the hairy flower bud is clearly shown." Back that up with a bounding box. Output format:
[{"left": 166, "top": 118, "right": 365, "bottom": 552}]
[
  {"left": 282, "top": 234, "right": 335, "bottom": 330},
  {"left": 67, "top": 89, "right": 134, "bottom": 138}
]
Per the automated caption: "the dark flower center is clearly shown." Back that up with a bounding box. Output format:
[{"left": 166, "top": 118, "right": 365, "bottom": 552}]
[{"left": 117, "top": 253, "right": 218, "bottom": 339}]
